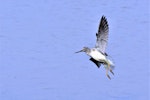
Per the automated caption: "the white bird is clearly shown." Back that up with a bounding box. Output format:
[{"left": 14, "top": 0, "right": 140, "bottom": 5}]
[{"left": 76, "top": 16, "right": 115, "bottom": 79}]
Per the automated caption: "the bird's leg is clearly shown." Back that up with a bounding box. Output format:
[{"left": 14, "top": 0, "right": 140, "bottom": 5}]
[
  {"left": 108, "top": 64, "right": 114, "bottom": 75},
  {"left": 104, "top": 64, "right": 111, "bottom": 80},
  {"left": 110, "top": 69, "right": 114, "bottom": 75},
  {"left": 106, "top": 69, "right": 111, "bottom": 80},
  {"left": 106, "top": 60, "right": 114, "bottom": 76}
]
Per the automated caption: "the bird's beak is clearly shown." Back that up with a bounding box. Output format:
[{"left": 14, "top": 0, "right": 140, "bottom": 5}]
[{"left": 75, "top": 49, "right": 83, "bottom": 53}]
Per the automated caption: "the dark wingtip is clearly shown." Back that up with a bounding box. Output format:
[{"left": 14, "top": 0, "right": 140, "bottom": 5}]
[
  {"left": 98, "top": 15, "right": 109, "bottom": 33},
  {"left": 101, "top": 15, "right": 108, "bottom": 23},
  {"left": 102, "top": 15, "right": 105, "bottom": 17},
  {"left": 101, "top": 15, "right": 107, "bottom": 20}
]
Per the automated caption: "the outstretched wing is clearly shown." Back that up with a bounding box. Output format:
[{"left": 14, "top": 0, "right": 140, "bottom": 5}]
[
  {"left": 89, "top": 58, "right": 101, "bottom": 68},
  {"left": 95, "top": 16, "right": 109, "bottom": 54}
]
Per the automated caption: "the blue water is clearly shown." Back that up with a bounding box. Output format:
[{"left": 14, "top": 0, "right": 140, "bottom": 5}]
[{"left": 0, "top": 0, "right": 149, "bottom": 100}]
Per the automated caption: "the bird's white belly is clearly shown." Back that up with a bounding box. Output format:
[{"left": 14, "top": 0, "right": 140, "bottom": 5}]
[{"left": 89, "top": 50, "right": 106, "bottom": 61}]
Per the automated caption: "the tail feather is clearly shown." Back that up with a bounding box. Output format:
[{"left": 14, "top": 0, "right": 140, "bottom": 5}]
[{"left": 107, "top": 59, "right": 115, "bottom": 70}]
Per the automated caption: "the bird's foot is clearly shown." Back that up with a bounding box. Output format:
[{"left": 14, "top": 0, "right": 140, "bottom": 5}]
[
  {"left": 106, "top": 74, "right": 111, "bottom": 80},
  {"left": 110, "top": 69, "right": 114, "bottom": 75},
  {"left": 105, "top": 64, "right": 112, "bottom": 80}
]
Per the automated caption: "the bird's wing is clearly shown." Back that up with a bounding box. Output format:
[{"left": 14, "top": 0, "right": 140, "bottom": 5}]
[
  {"left": 95, "top": 16, "right": 109, "bottom": 54},
  {"left": 89, "top": 58, "right": 101, "bottom": 68}
]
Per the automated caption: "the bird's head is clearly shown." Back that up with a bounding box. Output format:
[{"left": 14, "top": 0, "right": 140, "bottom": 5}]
[{"left": 75, "top": 47, "right": 90, "bottom": 53}]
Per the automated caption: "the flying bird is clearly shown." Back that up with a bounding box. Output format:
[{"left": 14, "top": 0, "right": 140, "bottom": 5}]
[{"left": 76, "top": 16, "right": 115, "bottom": 79}]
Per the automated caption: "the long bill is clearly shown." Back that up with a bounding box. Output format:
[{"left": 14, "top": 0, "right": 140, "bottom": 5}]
[{"left": 75, "top": 50, "right": 83, "bottom": 53}]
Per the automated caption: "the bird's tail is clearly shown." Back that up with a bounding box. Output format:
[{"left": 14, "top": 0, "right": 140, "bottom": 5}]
[
  {"left": 107, "top": 59, "right": 115, "bottom": 70},
  {"left": 104, "top": 59, "right": 115, "bottom": 79},
  {"left": 104, "top": 59, "right": 115, "bottom": 70}
]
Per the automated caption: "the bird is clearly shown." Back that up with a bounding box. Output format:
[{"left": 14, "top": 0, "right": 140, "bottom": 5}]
[{"left": 75, "top": 15, "right": 115, "bottom": 79}]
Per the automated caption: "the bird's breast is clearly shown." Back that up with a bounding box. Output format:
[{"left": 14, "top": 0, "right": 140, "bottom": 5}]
[{"left": 89, "top": 50, "right": 106, "bottom": 61}]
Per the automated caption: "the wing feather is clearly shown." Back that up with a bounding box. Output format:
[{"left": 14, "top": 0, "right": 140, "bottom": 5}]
[
  {"left": 89, "top": 58, "right": 101, "bottom": 68},
  {"left": 95, "top": 16, "right": 109, "bottom": 53}
]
